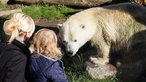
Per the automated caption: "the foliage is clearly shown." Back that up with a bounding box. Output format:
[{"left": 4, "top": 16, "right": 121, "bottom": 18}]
[
  {"left": 15, "top": 4, "right": 76, "bottom": 20},
  {"left": 16, "top": 4, "right": 42, "bottom": 19},
  {"left": 0, "top": 3, "right": 9, "bottom": 10}
]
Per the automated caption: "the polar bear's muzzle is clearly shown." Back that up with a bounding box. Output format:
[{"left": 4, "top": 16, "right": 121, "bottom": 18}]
[
  {"left": 66, "top": 50, "right": 74, "bottom": 57},
  {"left": 65, "top": 41, "right": 80, "bottom": 57},
  {"left": 65, "top": 45, "right": 80, "bottom": 56}
]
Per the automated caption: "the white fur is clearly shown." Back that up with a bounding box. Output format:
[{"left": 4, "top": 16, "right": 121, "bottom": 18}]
[{"left": 58, "top": 2, "right": 146, "bottom": 65}]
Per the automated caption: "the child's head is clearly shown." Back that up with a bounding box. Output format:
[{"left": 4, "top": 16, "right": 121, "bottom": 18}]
[
  {"left": 3, "top": 13, "right": 35, "bottom": 43},
  {"left": 30, "top": 28, "right": 62, "bottom": 59}
]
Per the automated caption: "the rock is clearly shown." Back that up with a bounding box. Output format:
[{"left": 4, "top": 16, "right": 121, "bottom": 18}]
[
  {"left": 15, "top": 0, "right": 112, "bottom": 8},
  {"left": 0, "top": 0, "right": 9, "bottom": 4},
  {"left": 0, "top": 8, "right": 22, "bottom": 17},
  {"left": 86, "top": 62, "right": 117, "bottom": 79}
]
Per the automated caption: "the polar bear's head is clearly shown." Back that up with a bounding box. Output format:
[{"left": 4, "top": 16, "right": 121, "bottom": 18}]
[{"left": 57, "top": 13, "right": 97, "bottom": 56}]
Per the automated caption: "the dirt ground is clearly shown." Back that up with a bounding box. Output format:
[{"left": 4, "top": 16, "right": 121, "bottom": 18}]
[{"left": 34, "top": 18, "right": 66, "bottom": 28}]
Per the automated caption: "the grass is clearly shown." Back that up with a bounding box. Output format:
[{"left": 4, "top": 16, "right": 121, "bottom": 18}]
[
  {"left": 15, "top": 4, "right": 77, "bottom": 20},
  {"left": 64, "top": 54, "right": 119, "bottom": 82},
  {"left": 0, "top": 3, "right": 9, "bottom": 10},
  {"left": 0, "top": 3, "right": 77, "bottom": 20}
]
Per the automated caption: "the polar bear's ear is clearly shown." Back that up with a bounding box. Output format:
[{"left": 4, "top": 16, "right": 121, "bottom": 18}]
[
  {"left": 57, "top": 24, "right": 63, "bottom": 29},
  {"left": 80, "top": 24, "right": 85, "bottom": 29}
]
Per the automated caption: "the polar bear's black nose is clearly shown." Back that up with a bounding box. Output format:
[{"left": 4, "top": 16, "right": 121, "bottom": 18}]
[{"left": 67, "top": 51, "right": 73, "bottom": 56}]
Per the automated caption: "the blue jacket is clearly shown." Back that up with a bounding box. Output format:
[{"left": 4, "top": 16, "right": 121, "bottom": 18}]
[{"left": 28, "top": 54, "right": 68, "bottom": 82}]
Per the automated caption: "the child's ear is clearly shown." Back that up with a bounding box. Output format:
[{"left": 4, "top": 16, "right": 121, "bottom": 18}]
[
  {"left": 57, "top": 24, "right": 63, "bottom": 29},
  {"left": 24, "top": 32, "right": 30, "bottom": 38}
]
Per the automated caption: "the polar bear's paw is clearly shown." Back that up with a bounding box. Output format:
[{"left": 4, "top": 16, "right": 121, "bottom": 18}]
[{"left": 90, "top": 56, "right": 109, "bottom": 66}]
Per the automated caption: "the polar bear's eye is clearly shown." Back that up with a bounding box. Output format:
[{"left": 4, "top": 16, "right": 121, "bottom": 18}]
[
  {"left": 82, "top": 25, "right": 85, "bottom": 29},
  {"left": 74, "top": 40, "right": 77, "bottom": 42},
  {"left": 63, "top": 41, "right": 66, "bottom": 43},
  {"left": 80, "top": 24, "right": 85, "bottom": 29}
]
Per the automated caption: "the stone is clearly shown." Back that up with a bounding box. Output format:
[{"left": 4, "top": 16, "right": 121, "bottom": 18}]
[{"left": 86, "top": 62, "right": 117, "bottom": 79}]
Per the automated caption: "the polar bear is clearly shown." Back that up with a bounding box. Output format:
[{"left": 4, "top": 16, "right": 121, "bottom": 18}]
[{"left": 57, "top": 2, "right": 146, "bottom": 66}]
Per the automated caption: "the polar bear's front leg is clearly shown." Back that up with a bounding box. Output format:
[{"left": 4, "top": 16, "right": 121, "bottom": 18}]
[{"left": 90, "top": 44, "right": 110, "bottom": 66}]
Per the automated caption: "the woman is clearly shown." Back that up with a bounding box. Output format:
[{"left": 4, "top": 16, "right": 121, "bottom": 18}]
[
  {"left": 29, "top": 28, "right": 68, "bottom": 82},
  {"left": 0, "top": 13, "right": 35, "bottom": 82}
]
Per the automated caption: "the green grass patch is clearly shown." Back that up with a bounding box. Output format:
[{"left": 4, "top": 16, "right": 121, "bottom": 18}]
[
  {"left": 0, "top": 3, "right": 76, "bottom": 20},
  {"left": 0, "top": 3, "right": 9, "bottom": 10},
  {"left": 15, "top": 4, "right": 77, "bottom": 20}
]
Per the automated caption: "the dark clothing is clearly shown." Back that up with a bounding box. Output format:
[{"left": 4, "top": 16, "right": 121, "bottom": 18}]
[
  {"left": 29, "top": 54, "right": 68, "bottom": 82},
  {"left": 0, "top": 39, "right": 30, "bottom": 82},
  {"left": 0, "top": 42, "right": 7, "bottom": 54}
]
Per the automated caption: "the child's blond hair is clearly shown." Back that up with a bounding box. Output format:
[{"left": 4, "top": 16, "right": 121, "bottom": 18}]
[
  {"left": 3, "top": 13, "right": 35, "bottom": 43},
  {"left": 30, "top": 28, "right": 62, "bottom": 59}
]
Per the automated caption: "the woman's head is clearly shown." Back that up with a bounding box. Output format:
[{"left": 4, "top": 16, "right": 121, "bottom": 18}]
[
  {"left": 30, "top": 28, "right": 62, "bottom": 59},
  {"left": 3, "top": 13, "right": 35, "bottom": 43}
]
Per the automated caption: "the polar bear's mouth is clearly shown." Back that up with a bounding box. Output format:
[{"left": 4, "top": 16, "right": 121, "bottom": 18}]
[{"left": 66, "top": 51, "right": 74, "bottom": 57}]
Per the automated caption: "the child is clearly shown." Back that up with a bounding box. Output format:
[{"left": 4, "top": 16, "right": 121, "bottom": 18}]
[
  {"left": 0, "top": 13, "right": 35, "bottom": 82},
  {"left": 29, "top": 28, "right": 68, "bottom": 82}
]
